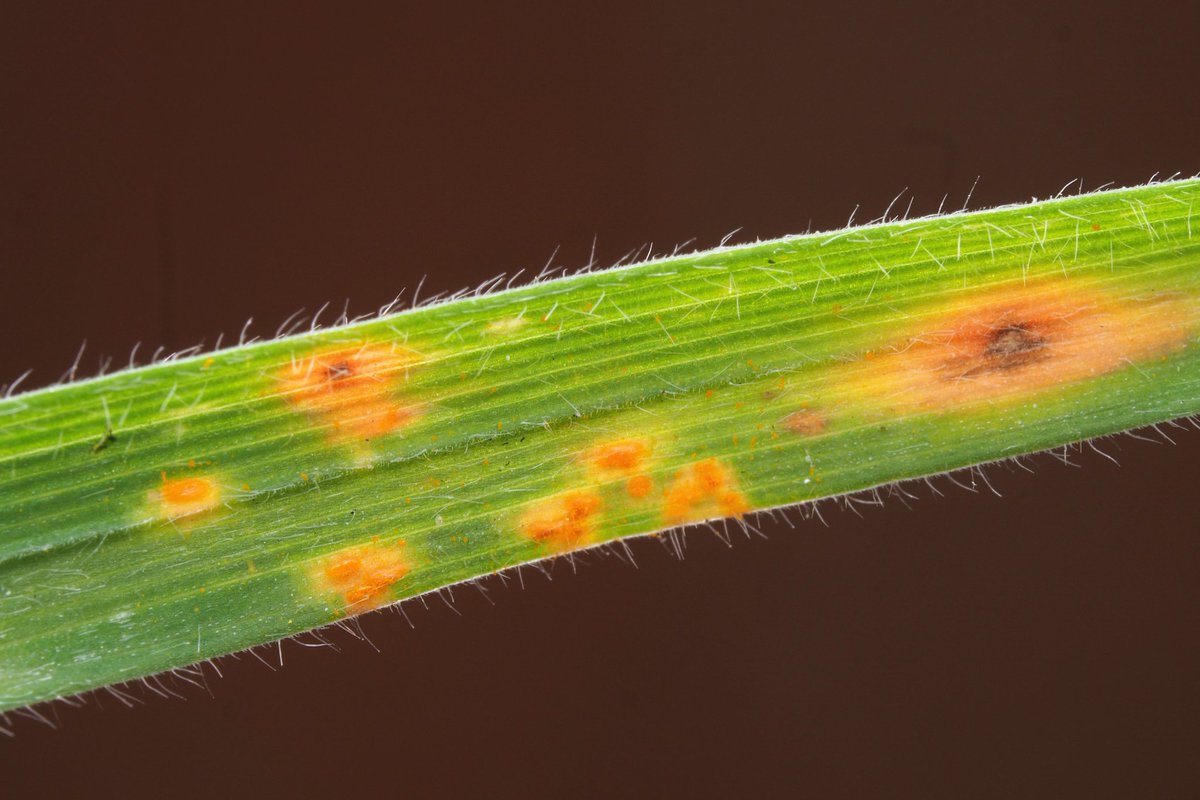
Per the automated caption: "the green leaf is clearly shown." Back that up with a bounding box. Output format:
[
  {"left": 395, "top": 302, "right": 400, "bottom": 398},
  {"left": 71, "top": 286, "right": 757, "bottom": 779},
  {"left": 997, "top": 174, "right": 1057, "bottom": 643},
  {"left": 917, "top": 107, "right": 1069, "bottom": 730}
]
[{"left": 2, "top": 179, "right": 1199, "bottom": 712}]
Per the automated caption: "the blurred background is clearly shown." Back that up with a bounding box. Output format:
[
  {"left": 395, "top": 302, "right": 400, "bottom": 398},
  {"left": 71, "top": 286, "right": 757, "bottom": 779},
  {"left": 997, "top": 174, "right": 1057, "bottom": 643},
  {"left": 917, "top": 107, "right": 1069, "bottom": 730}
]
[{"left": 2, "top": 2, "right": 1199, "bottom": 796}]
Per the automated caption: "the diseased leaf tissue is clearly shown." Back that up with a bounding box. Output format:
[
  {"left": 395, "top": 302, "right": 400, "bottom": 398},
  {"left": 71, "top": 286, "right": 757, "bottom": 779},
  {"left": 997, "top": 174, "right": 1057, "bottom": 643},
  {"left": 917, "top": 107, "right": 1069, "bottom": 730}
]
[{"left": 2, "top": 180, "right": 1199, "bottom": 715}]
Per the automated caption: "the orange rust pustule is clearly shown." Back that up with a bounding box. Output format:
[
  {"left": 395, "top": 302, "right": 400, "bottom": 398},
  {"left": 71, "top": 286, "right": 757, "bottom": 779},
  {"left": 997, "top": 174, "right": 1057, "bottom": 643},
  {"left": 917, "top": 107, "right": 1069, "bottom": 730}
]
[
  {"left": 626, "top": 474, "right": 654, "bottom": 498},
  {"left": 315, "top": 541, "right": 411, "bottom": 612},
  {"left": 275, "top": 345, "right": 419, "bottom": 441},
  {"left": 154, "top": 475, "right": 221, "bottom": 520},
  {"left": 585, "top": 438, "right": 651, "bottom": 473},
  {"left": 852, "top": 280, "right": 1196, "bottom": 409},
  {"left": 663, "top": 458, "right": 749, "bottom": 525},
  {"left": 519, "top": 490, "right": 603, "bottom": 550}
]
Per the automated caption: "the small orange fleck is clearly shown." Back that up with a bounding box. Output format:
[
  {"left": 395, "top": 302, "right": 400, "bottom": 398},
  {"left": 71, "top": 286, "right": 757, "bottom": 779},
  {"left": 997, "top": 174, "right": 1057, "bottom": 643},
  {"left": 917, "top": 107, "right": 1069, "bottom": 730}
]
[
  {"left": 1091, "top": 223, "right": 1101, "bottom": 231},
  {"left": 241, "top": 482, "right": 251, "bottom": 491},
  {"left": 519, "top": 490, "right": 603, "bottom": 551},
  {"left": 187, "top": 458, "right": 197, "bottom": 468},
  {"left": 627, "top": 474, "right": 654, "bottom": 498},
  {"left": 202, "top": 357, "right": 215, "bottom": 369},
  {"left": 155, "top": 475, "right": 221, "bottom": 520},
  {"left": 314, "top": 541, "right": 411, "bottom": 613}
]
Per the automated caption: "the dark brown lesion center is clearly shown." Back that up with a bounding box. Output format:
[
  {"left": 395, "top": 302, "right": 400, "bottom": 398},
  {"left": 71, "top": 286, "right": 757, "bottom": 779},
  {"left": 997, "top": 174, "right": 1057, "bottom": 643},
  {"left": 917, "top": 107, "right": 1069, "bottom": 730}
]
[
  {"left": 324, "top": 360, "right": 355, "bottom": 381},
  {"left": 983, "top": 323, "right": 1046, "bottom": 369}
]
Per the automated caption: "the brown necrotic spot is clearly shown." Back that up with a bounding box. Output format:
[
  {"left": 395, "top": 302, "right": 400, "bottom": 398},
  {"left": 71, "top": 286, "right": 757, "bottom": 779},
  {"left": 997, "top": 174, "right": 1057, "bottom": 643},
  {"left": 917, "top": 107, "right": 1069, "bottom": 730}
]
[
  {"left": 323, "top": 360, "right": 355, "bottom": 381},
  {"left": 782, "top": 409, "right": 827, "bottom": 436},
  {"left": 932, "top": 303, "right": 1072, "bottom": 385},
  {"left": 983, "top": 324, "right": 1045, "bottom": 365},
  {"left": 952, "top": 320, "right": 1051, "bottom": 378}
]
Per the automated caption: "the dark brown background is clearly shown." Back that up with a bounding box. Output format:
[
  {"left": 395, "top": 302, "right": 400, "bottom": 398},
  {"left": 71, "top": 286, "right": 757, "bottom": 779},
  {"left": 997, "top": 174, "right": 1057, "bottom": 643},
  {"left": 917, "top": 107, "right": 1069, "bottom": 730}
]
[{"left": 3, "top": 2, "right": 1199, "bottom": 797}]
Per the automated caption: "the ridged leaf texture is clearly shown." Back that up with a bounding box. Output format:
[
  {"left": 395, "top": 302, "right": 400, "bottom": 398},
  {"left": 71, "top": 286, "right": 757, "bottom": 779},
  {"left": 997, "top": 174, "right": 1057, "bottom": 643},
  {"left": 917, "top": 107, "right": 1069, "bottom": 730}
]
[{"left": 2, "top": 180, "right": 1199, "bottom": 713}]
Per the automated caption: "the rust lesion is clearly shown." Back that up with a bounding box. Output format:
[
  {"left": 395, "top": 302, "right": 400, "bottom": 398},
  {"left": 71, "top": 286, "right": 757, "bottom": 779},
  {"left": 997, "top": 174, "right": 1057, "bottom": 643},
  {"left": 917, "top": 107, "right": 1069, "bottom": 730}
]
[
  {"left": 946, "top": 314, "right": 1057, "bottom": 380},
  {"left": 847, "top": 279, "right": 1196, "bottom": 410},
  {"left": 313, "top": 540, "right": 412, "bottom": 614},
  {"left": 321, "top": 359, "right": 356, "bottom": 382},
  {"left": 151, "top": 473, "right": 222, "bottom": 521},
  {"left": 583, "top": 438, "right": 651, "bottom": 473},
  {"left": 663, "top": 458, "right": 748, "bottom": 526},
  {"left": 519, "top": 490, "right": 604, "bottom": 551},
  {"left": 981, "top": 323, "right": 1047, "bottom": 368},
  {"left": 272, "top": 344, "right": 422, "bottom": 442},
  {"left": 582, "top": 436, "right": 660, "bottom": 500}
]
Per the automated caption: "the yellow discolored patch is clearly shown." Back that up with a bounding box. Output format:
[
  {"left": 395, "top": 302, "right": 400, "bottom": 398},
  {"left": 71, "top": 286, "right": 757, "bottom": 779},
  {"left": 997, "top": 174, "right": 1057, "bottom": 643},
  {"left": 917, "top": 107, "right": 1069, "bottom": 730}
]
[
  {"left": 314, "top": 541, "right": 411, "bottom": 612},
  {"left": 153, "top": 474, "right": 221, "bottom": 520},
  {"left": 485, "top": 316, "right": 527, "bottom": 335},
  {"left": 663, "top": 458, "right": 749, "bottom": 525},
  {"left": 846, "top": 279, "right": 1197, "bottom": 410},
  {"left": 274, "top": 344, "right": 420, "bottom": 442},
  {"left": 519, "top": 490, "right": 603, "bottom": 551}
]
